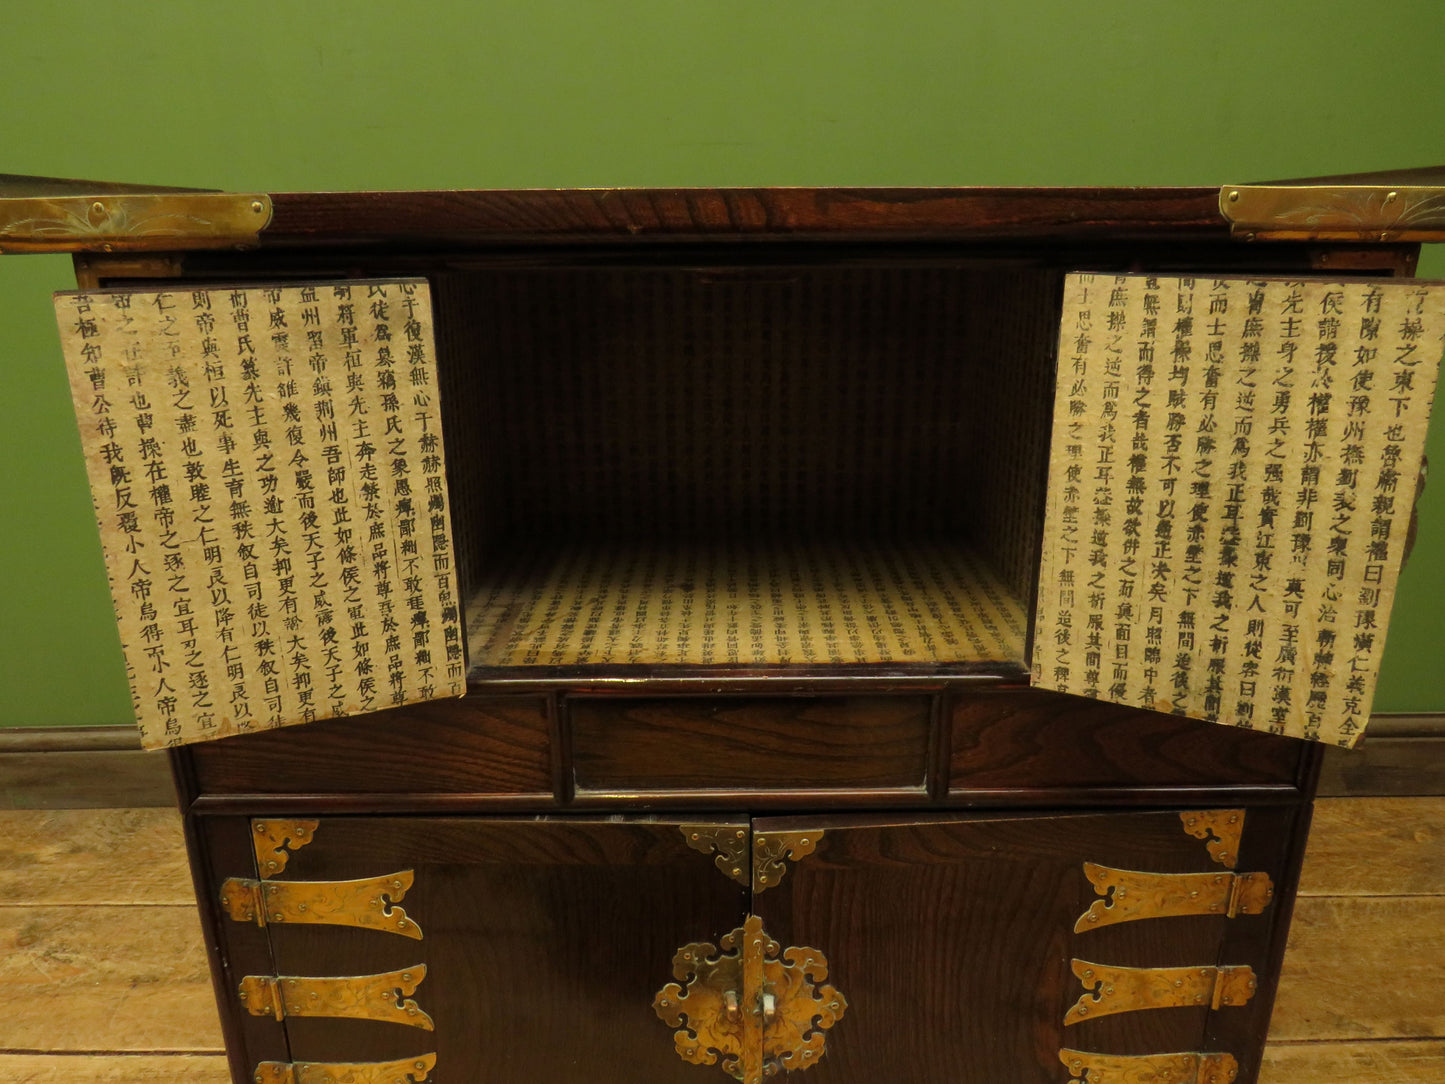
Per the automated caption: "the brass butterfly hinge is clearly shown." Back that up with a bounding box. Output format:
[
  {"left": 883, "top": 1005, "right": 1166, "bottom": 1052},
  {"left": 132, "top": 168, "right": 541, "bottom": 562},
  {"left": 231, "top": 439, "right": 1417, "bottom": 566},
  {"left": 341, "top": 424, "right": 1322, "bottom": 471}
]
[
  {"left": 255, "top": 1055, "right": 437, "bottom": 1084},
  {"left": 252, "top": 818, "right": 319, "bottom": 878},
  {"left": 239, "top": 967, "right": 434, "bottom": 1030},
  {"left": 221, "top": 870, "right": 422, "bottom": 939},
  {"left": 653, "top": 914, "right": 846, "bottom": 1083},
  {"left": 1180, "top": 810, "right": 1244, "bottom": 868},
  {"left": 752, "top": 831, "right": 821, "bottom": 894},
  {"left": 1064, "top": 961, "right": 1256, "bottom": 1025},
  {"left": 1059, "top": 1049, "right": 1239, "bottom": 1084},
  {"left": 1074, "top": 864, "right": 1274, "bottom": 931}
]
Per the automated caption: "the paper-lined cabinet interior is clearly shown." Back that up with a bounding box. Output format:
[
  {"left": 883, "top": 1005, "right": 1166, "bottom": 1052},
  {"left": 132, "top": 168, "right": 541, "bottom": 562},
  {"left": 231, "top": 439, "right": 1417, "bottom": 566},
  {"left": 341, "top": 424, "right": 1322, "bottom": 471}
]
[{"left": 53, "top": 260, "right": 1443, "bottom": 747}]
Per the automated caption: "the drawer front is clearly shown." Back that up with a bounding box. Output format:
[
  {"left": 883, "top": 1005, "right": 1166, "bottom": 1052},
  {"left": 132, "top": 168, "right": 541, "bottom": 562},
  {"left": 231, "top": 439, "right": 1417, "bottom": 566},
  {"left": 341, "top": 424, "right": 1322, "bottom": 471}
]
[
  {"left": 950, "top": 687, "right": 1306, "bottom": 793},
  {"left": 570, "top": 695, "right": 932, "bottom": 793},
  {"left": 189, "top": 696, "right": 553, "bottom": 797}
]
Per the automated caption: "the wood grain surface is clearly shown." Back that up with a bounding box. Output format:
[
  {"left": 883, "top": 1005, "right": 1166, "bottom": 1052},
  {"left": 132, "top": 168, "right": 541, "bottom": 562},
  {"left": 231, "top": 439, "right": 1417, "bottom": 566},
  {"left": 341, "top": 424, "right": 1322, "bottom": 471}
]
[
  {"left": 0, "top": 905, "right": 223, "bottom": 1051},
  {"left": 0, "top": 1055, "right": 231, "bottom": 1082},
  {"left": 1260, "top": 1040, "right": 1445, "bottom": 1083},
  {"left": 0, "top": 809, "right": 191, "bottom": 905},
  {"left": 1268, "top": 896, "right": 1445, "bottom": 1041},
  {"left": 1297, "top": 796, "right": 1445, "bottom": 896}
]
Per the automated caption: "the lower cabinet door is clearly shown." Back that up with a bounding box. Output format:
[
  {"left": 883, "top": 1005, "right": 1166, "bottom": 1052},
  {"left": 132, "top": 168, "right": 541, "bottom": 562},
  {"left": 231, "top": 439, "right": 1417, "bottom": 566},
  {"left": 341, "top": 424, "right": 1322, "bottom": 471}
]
[
  {"left": 747, "top": 807, "right": 1297, "bottom": 1084},
  {"left": 220, "top": 816, "right": 749, "bottom": 1083},
  {"left": 214, "top": 806, "right": 1297, "bottom": 1083}
]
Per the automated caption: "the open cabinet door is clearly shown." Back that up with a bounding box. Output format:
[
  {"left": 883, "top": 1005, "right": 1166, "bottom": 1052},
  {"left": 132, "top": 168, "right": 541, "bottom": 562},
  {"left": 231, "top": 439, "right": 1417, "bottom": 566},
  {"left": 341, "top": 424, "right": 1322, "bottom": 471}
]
[{"left": 1032, "top": 274, "right": 1445, "bottom": 746}]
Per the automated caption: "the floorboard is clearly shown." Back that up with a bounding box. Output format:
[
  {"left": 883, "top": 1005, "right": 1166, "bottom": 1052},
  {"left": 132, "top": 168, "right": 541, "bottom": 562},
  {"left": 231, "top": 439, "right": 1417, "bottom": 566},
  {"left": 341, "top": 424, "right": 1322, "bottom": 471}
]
[
  {"left": 0, "top": 809, "right": 192, "bottom": 905},
  {"left": 0, "top": 1054, "right": 232, "bottom": 1083},
  {"left": 0, "top": 905, "right": 224, "bottom": 1052},
  {"left": 1259, "top": 1039, "right": 1445, "bottom": 1083},
  {"left": 1298, "top": 796, "right": 1445, "bottom": 896}
]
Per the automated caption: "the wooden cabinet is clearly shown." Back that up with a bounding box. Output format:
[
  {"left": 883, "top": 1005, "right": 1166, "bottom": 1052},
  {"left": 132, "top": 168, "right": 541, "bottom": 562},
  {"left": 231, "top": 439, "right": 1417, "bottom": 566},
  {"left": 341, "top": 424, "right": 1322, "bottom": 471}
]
[
  {"left": 8, "top": 172, "right": 1445, "bottom": 1082},
  {"left": 181, "top": 690, "right": 1316, "bottom": 1084}
]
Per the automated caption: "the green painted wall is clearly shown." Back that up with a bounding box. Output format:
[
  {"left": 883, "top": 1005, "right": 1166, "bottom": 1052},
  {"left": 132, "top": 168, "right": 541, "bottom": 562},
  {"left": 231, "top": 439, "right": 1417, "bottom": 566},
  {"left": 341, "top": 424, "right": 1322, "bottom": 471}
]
[{"left": 4, "top": 1, "right": 1445, "bottom": 727}]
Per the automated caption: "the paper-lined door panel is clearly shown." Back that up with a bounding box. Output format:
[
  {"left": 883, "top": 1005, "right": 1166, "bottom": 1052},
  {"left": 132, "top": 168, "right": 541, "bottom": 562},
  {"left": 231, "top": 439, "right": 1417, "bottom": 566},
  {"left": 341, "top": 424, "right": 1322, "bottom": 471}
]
[{"left": 1034, "top": 274, "right": 1445, "bottom": 746}]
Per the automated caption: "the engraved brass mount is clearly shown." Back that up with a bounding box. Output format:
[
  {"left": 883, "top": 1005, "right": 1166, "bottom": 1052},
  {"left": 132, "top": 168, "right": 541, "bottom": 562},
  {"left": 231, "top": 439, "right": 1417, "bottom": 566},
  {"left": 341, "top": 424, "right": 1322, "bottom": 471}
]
[
  {"left": 1065, "top": 961, "right": 1256, "bottom": 1025},
  {"left": 0, "top": 183, "right": 272, "bottom": 253},
  {"left": 253, "top": 818, "right": 319, "bottom": 877},
  {"left": 1060, "top": 1049, "right": 1239, "bottom": 1084},
  {"left": 240, "top": 966, "right": 434, "bottom": 1030},
  {"left": 1221, "top": 182, "right": 1445, "bottom": 242},
  {"left": 222, "top": 870, "right": 422, "bottom": 939},
  {"left": 255, "top": 1055, "right": 437, "bottom": 1084},
  {"left": 1075, "top": 864, "right": 1273, "bottom": 931},
  {"left": 1180, "top": 810, "right": 1243, "bottom": 868},
  {"left": 681, "top": 825, "right": 823, "bottom": 893},
  {"left": 654, "top": 915, "right": 846, "bottom": 1083}
]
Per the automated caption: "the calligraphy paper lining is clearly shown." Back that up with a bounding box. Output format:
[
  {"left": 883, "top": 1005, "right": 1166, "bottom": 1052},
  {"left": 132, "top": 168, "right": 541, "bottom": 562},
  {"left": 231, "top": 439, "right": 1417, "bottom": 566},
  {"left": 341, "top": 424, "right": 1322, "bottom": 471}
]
[
  {"left": 57, "top": 279, "right": 465, "bottom": 748},
  {"left": 1034, "top": 274, "right": 1445, "bottom": 746}
]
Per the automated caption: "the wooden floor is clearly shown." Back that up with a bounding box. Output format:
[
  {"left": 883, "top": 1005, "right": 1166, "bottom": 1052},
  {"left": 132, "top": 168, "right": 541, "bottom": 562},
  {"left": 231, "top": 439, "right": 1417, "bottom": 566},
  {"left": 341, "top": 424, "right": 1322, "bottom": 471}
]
[{"left": 0, "top": 801, "right": 1441, "bottom": 1082}]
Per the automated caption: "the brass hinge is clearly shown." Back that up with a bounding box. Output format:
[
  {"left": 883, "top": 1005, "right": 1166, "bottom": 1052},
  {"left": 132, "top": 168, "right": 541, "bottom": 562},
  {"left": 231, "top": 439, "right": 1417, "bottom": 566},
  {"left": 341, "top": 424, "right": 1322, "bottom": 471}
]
[
  {"left": 1064, "top": 961, "right": 1256, "bottom": 1025},
  {"left": 221, "top": 870, "right": 422, "bottom": 939},
  {"left": 653, "top": 914, "right": 847, "bottom": 1083},
  {"left": 0, "top": 190, "right": 272, "bottom": 254},
  {"left": 1180, "top": 810, "right": 1244, "bottom": 868},
  {"left": 252, "top": 818, "right": 319, "bottom": 878},
  {"left": 255, "top": 1055, "right": 437, "bottom": 1084},
  {"left": 239, "top": 967, "right": 434, "bottom": 1030},
  {"left": 1221, "top": 183, "right": 1445, "bottom": 242},
  {"left": 1059, "top": 1049, "right": 1239, "bottom": 1084},
  {"left": 1075, "top": 864, "right": 1274, "bottom": 931}
]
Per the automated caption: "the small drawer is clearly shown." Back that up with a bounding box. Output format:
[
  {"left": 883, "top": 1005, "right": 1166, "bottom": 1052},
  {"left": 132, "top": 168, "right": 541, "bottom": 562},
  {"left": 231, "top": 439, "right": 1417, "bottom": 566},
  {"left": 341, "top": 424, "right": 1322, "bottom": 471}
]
[
  {"left": 189, "top": 696, "right": 553, "bottom": 797},
  {"left": 950, "top": 687, "right": 1305, "bottom": 792},
  {"left": 570, "top": 695, "right": 931, "bottom": 793}
]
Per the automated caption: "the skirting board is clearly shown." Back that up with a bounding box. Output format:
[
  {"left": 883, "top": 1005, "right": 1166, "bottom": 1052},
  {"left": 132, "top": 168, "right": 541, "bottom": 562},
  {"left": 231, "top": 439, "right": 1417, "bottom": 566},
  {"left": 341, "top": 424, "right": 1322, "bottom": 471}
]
[{"left": 0, "top": 714, "right": 1441, "bottom": 808}]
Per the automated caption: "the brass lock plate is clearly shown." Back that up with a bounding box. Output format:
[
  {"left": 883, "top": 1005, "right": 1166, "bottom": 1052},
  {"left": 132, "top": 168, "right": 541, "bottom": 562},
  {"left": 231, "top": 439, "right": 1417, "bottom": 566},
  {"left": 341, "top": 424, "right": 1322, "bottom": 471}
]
[{"left": 654, "top": 914, "right": 846, "bottom": 1083}]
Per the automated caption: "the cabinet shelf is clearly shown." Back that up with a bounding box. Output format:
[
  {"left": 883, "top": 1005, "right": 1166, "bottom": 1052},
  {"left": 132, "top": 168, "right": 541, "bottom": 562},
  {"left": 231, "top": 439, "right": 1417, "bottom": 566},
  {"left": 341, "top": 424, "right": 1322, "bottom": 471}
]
[{"left": 463, "top": 537, "right": 1027, "bottom": 678}]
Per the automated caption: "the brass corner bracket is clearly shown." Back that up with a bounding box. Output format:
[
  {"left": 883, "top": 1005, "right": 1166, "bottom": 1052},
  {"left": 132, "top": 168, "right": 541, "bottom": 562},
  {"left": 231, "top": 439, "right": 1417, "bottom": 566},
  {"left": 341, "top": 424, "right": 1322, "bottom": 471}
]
[
  {"left": 1221, "top": 183, "right": 1445, "bottom": 242},
  {"left": 680, "top": 826, "right": 824, "bottom": 893},
  {"left": 1180, "top": 811, "right": 1243, "bottom": 868},
  {"left": 752, "top": 831, "right": 820, "bottom": 893},
  {"left": 253, "top": 818, "right": 319, "bottom": 878},
  {"left": 683, "top": 825, "right": 751, "bottom": 886},
  {"left": 1059, "top": 1049, "right": 1239, "bottom": 1084},
  {"left": 0, "top": 190, "right": 272, "bottom": 254}
]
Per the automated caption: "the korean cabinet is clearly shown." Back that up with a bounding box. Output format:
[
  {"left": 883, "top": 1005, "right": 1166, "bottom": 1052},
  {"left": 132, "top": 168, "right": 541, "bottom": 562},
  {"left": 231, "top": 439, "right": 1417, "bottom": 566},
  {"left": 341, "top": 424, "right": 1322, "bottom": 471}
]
[{"left": 6, "top": 172, "right": 1445, "bottom": 1084}]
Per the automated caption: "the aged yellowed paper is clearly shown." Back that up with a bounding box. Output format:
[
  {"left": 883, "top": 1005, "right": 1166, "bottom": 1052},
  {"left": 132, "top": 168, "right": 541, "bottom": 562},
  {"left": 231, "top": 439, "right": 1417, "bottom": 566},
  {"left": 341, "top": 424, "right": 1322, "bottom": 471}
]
[
  {"left": 56, "top": 280, "right": 465, "bottom": 748},
  {"left": 466, "top": 540, "right": 1025, "bottom": 669},
  {"left": 1034, "top": 274, "right": 1445, "bottom": 746}
]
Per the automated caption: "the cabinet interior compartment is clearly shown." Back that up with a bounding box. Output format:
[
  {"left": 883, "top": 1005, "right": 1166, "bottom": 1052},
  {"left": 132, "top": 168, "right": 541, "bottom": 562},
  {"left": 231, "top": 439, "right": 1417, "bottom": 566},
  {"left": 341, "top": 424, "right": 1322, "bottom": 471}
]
[{"left": 432, "top": 261, "right": 1063, "bottom": 678}]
